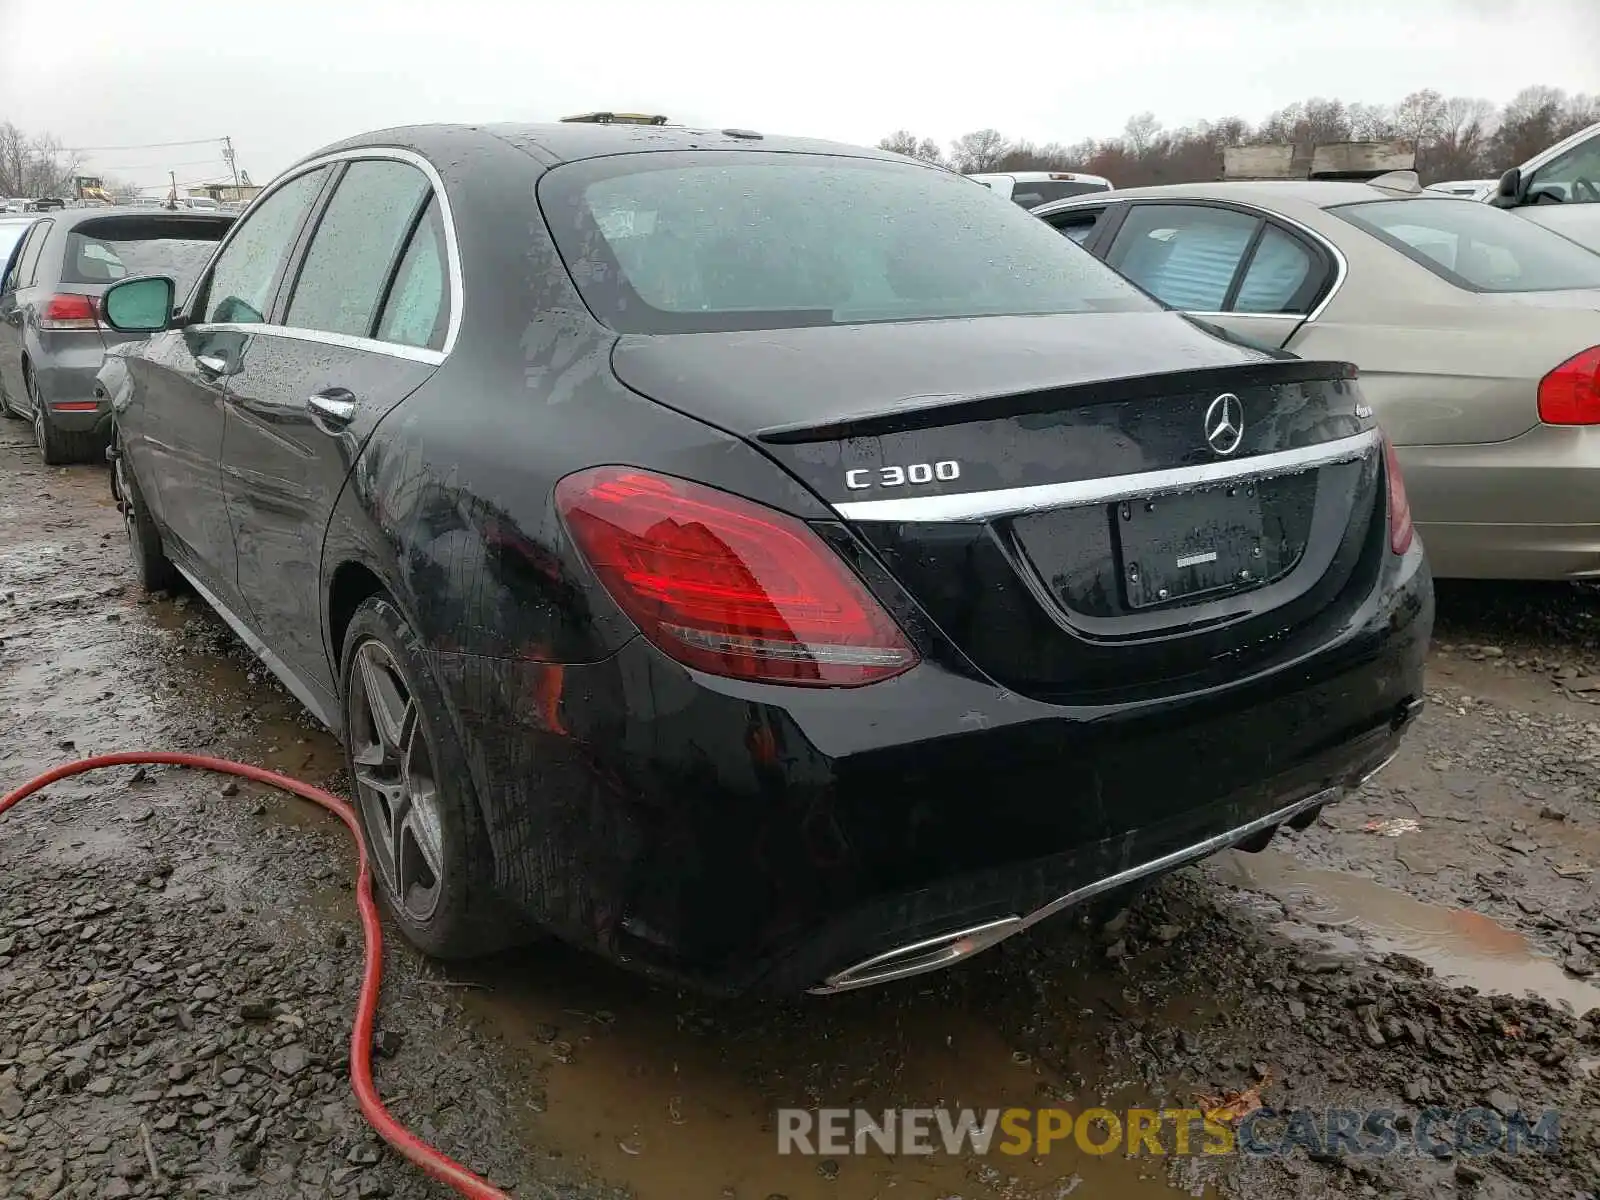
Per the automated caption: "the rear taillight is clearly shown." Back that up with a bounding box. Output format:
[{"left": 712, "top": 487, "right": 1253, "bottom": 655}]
[
  {"left": 39, "top": 293, "right": 99, "bottom": 330},
  {"left": 1537, "top": 346, "right": 1600, "bottom": 425},
  {"left": 556, "top": 466, "right": 918, "bottom": 687},
  {"left": 1383, "top": 435, "right": 1413, "bottom": 556}
]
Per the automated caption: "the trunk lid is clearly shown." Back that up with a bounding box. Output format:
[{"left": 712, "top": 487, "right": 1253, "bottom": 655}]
[{"left": 612, "top": 313, "right": 1387, "bottom": 704}]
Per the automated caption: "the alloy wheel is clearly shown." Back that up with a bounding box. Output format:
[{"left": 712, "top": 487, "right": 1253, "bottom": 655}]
[
  {"left": 348, "top": 639, "right": 447, "bottom": 923},
  {"left": 114, "top": 454, "right": 137, "bottom": 554},
  {"left": 31, "top": 387, "right": 46, "bottom": 455}
]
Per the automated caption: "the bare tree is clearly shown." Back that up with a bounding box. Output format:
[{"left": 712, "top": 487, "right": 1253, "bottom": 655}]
[
  {"left": 1123, "top": 112, "right": 1161, "bottom": 158},
  {"left": 1394, "top": 89, "right": 1447, "bottom": 153},
  {"left": 0, "top": 122, "right": 28, "bottom": 196},
  {"left": 1301, "top": 98, "right": 1353, "bottom": 145},
  {"left": 1425, "top": 97, "right": 1496, "bottom": 179},
  {"left": 880, "top": 130, "right": 944, "bottom": 163},
  {"left": 948, "top": 129, "right": 1010, "bottom": 173},
  {"left": 27, "top": 133, "right": 83, "bottom": 197},
  {"left": 1347, "top": 102, "right": 1400, "bottom": 141}
]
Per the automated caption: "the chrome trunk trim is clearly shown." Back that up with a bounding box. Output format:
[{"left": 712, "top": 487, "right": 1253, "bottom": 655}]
[{"left": 833, "top": 429, "right": 1379, "bottom": 524}]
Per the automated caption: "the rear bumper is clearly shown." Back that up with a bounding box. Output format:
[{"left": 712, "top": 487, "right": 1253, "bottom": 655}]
[
  {"left": 34, "top": 350, "right": 110, "bottom": 433},
  {"left": 432, "top": 541, "right": 1432, "bottom": 995},
  {"left": 1400, "top": 427, "right": 1600, "bottom": 579}
]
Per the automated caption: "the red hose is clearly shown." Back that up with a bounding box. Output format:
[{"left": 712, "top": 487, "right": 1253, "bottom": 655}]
[{"left": 1, "top": 752, "right": 512, "bottom": 1200}]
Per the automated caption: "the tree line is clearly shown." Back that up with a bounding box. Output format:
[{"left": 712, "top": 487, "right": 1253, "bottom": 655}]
[
  {"left": 881, "top": 86, "right": 1597, "bottom": 187},
  {"left": 0, "top": 121, "right": 141, "bottom": 201}
]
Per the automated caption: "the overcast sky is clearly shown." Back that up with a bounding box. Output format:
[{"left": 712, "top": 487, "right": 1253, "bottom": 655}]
[{"left": 2, "top": 0, "right": 1596, "bottom": 195}]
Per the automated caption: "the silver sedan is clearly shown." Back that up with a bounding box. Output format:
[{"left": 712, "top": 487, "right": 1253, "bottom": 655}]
[{"left": 1034, "top": 177, "right": 1600, "bottom": 580}]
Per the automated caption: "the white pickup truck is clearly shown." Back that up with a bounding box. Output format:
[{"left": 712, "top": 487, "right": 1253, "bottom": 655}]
[{"left": 965, "top": 170, "right": 1113, "bottom": 209}]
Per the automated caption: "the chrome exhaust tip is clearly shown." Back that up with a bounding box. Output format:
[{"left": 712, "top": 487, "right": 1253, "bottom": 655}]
[{"left": 808, "top": 915, "right": 1024, "bottom": 995}]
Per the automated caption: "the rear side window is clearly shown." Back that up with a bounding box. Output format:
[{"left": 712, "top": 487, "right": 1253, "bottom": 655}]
[
  {"left": 1106, "top": 204, "right": 1261, "bottom": 311},
  {"left": 1332, "top": 198, "right": 1600, "bottom": 292},
  {"left": 374, "top": 198, "right": 449, "bottom": 350},
  {"left": 17, "top": 219, "right": 53, "bottom": 287},
  {"left": 202, "top": 167, "right": 330, "bottom": 325},
  {"left": 1233, "top": 225, "right": 1316, "bottom": 313},
  {"left": 286, "top": 159, "right": 431, "bottom": 339},
  {"left": 60, "top": 218, "right": 231, "bottom": 294},
  {"left": 540, "top": 152, "right": 1158, "bottom": 334}
]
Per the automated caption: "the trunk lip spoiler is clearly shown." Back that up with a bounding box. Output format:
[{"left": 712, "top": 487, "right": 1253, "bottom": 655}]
[{"left": 833, "top": 427, "right": 1380, "bottom": 524}]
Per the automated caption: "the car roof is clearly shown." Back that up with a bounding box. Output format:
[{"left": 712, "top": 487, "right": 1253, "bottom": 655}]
[
  {"left": 309, "top": 121, "right": 904, "bottom": 170},
  {"left": 1032, "top": 178, "right": 1421, "bottom": 219}
]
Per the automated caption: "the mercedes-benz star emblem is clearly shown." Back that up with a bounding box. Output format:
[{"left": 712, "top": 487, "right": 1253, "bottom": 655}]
[{"left": 1204, "top": 393, "right": 1244, "bottom": 456}]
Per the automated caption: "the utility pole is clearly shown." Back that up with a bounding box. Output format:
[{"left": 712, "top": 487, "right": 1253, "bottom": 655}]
[
  {"left": 168, "top": 170, "right": 178, "bottom": 210},
  {"left": 223, "top": 136, "right": 240, "bottom": 189}
]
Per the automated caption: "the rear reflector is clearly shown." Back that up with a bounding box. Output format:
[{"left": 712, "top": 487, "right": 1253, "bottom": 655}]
[
  {"left": 39, "top": 294, "right": 99, "bottom": 331},
  {"left": 556, "top": 466, "right": 918, "bottom": 686},
  {"left": 1383, "top": 435, "right": 1413, "bottom": 556},
  {"left": 1538, "top": 346, "right": 1600, "bottom": 425}
]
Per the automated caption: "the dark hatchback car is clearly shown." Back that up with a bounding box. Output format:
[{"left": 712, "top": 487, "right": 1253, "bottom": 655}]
[
  {"left": 0, "top": 207, "right": 234, "bottom": 462},
  {"left": 98, "top": 123, "right": 1432, "bottom": 995}
]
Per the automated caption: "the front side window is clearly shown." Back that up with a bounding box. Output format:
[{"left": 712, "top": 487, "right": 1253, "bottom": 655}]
[
  {"left": 1105, "top": 204, "right": 1263, "bottom": 311},
  {"left": 540, "top": 152, "right": 1157, "bottom": 334},
  {"left": 0, "top": 223, "right": 31, "bottom": 276},
  {"left": 1528, "top": 132, "right": 1600, "bottom": 204},
  {"left": 1332, "top": 197, "right": 1600, "bottom": 292},
  {"left": 1043, "top": 207, "right": 1108, "bottom": 247},
  {"left": 286, "top": 159, "right": 431, "bottom": 339},
  {"left": 201, "top": 167, "right": 330, "bottom": 325}
]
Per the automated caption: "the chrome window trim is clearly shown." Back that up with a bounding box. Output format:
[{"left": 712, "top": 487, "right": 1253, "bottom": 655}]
[
  {"left": 833, "top": 428, "right": 1379, "bottom": 523},
  {"left": 1033, "top": 194, "right": 1351, "bottom": 324},
  {"left": 187, "top": 322, "right": 444, "bottom": 365},
  {"left": 185, "top": 146, "right": 462, "bottom": 363}
]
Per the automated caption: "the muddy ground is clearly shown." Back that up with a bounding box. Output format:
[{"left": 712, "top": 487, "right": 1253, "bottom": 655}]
[{"left": 2, "top": 426, "right": 1597, "bottom": 1200}]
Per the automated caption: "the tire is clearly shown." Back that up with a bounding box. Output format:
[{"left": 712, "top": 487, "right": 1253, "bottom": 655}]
[
  {"left": 339, "top": 595, "right": 515, "bottom": 959},
  {"left": 29, "top": 370, "right": 103, "bottom": 465},
  {"left": 113, "top": 437, "right": 178, "bottom": 592}
]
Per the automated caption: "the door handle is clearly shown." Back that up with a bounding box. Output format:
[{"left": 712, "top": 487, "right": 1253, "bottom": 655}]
[{"left": 307, "top": 388, "right": 358, "bottom": 431}]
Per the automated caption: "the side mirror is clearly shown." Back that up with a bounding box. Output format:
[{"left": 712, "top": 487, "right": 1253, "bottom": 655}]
[
  {"left": 103, "top": 275, "right": 175, "bottom": 333},
  {"left": 1494, "top": 167, "right": 1523, "bottom": 206}
]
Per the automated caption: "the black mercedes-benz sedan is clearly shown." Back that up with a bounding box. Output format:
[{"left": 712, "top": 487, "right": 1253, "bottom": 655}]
[{"left": 97, "top": 121, "right": 1432, "bottom": 995}]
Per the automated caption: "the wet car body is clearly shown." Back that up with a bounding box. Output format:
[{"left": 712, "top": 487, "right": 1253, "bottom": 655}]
[
  {"left": 103, "top": 123, "right": 1432, "bottom": 994},
  {"left": 0, "top": 207, "right": 234, "bottom": 462}
]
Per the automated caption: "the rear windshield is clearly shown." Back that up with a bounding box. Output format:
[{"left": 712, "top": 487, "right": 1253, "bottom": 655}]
[
  {"left": 1011, "top": 180, "right": 1111, "bottom": 209},
  {"left": 1330, "top": 197, "right": 1600, "bottom": 293},
  {"left": 539, "top": 152, "right": 1157, "bottom": 333},
  {"left": 61, "top": 216, "right": 232, "bottom": 292}
]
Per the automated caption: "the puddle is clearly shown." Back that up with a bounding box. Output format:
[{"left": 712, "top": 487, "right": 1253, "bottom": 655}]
[
  {"left": 1215, "top": 848, "right": 1600, "bottom": 1012},
  {"left": 456, "top": 946, "right": 1192, "bottom": 1200}
]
